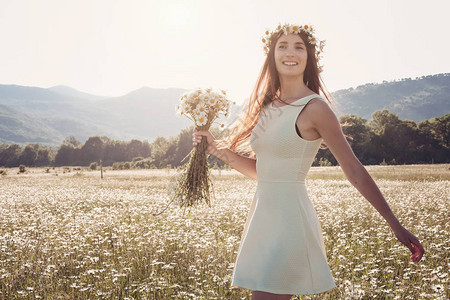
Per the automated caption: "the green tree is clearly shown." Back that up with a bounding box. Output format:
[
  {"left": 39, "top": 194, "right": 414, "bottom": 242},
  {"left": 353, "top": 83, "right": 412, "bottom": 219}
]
[
  {"left": 103, "top": 140, "right": 127, "bottom": 165},
  {"left": 139, "top": 140, "right": 152, "bottom": 159},
  {"left": 150, "top": 135, "right": 179, "bottom": 168},
  {"left": 81, "top": 136, "right": 109, "bottom": 165},
  {"left": 55, "top": 144, "right": 76, "bottom": 166},
  {"left": 418, "top": 114, "right": 449, "bottom": 149},
  {"left": 173, "top": 126, "right": 195, "bottom": 167},
  {"left": 35, "top": 147, "right": 53, "bottom": 166},
  {"left": 417, "top": 114, "right": 450, "bottom": 163},
  {"left": 369, "top": 110, "right": 421, "bottom": 164},
  {"left": 63, "top": 136, "right": 82, "bottom": 148},
  {"left": 127, "top": 139, "right": 144, "bottom": 160},
  {"left": 18, "top": 144, "right": 39, "bottom": 166},
  {"left": 55, "top": 137, "right": 83, "bottom": 166},
  {"left": 340, "top": 114, "right": 373, "bottom": 164},
  {"left": 0, "top": 144, "right": 22, "bottom": 167}
]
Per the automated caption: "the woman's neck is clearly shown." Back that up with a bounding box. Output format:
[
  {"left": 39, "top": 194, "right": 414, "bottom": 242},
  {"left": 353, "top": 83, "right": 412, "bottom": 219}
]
[{"left": 278, "top": 76, "right": 310, "bottom": 100}]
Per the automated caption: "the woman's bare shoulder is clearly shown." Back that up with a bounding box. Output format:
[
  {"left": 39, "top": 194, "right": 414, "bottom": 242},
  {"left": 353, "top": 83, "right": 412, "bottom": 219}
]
[{"left": 305, "top": 97, "right": 334, "bottom": 115}]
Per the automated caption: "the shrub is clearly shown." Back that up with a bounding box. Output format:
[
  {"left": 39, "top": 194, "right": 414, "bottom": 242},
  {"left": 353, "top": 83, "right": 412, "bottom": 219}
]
[
  {"left": 112, "top": 162, "right": 122, "bottom": 170},
  {"left": 319, "top": 158, "right": 332, "bottom": 167},
  {"left": 0, "top": 170, "right": 7, "bottom": 176},
  {"left": 89, "top": 162, "right": 98, "bottom": 170},
  {"left": 112, "top": 162, "right": 131, "bottom": 170},
  {"left": 132, "top": 158, "right": 153, "bottom": 169},
  {"left": 19, "top": 165, "right": 26, "bottom": 173}
]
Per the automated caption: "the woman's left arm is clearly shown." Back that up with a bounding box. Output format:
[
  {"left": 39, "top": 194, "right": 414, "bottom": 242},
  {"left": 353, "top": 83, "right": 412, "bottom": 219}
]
[{"left": 307, "top": 99, "right": 425, "bottom": 262}]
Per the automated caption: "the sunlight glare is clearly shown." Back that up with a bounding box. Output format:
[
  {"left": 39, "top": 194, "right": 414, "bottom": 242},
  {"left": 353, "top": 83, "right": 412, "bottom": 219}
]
[{"left": 155, "top": 0, "right": 198, "bottom": 38}]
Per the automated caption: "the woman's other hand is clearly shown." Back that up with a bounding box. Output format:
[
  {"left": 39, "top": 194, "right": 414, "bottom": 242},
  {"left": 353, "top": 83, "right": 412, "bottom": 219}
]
[{"left": 392, "top": 226, "right": 425, "bottom": 262}]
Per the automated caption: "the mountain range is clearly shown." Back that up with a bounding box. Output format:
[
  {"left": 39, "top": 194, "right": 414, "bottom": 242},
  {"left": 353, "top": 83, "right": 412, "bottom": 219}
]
[{"left": 0, "top": 73, "right": 448, "bottom": 146}]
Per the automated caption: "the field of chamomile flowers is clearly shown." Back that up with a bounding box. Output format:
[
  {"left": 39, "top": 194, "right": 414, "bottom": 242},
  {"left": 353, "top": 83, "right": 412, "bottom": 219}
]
[{"left": 0, "top": 164, "right": 448, "bottom": 299}]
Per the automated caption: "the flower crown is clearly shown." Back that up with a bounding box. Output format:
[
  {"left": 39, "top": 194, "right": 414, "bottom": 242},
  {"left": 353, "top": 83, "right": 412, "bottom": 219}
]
[{"left": 262, "top": 23, "right": 325, "bottom": 64}]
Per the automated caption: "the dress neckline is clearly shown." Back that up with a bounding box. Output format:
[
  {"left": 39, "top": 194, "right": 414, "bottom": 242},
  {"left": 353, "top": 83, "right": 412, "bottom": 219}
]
[{"left": 271, "top": 93, "right": 319, "bottom": 108}]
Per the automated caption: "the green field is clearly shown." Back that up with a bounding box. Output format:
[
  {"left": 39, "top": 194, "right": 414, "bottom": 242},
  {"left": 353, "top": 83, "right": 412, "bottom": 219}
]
[{"left": 0, "top": 165, "right": 448, "bottom": 299}]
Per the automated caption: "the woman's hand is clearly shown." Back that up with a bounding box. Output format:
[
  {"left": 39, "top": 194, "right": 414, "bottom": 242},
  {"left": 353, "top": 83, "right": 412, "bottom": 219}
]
[
  {"left": 392, "top": 225, "right": 425, "bottom": 262},
  {"left": 192, "top": 129, "right": 220, "bottom": 156}
]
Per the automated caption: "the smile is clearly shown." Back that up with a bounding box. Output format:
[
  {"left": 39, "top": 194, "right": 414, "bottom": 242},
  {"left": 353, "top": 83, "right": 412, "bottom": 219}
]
[{"left": 282, "top": 61, "right": 298, "bottom": 66}]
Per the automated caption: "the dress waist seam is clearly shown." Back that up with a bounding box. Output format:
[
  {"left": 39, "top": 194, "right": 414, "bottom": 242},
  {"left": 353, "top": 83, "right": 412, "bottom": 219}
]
[{"left": 257, "top": 179, "right": 306, "bottom": 183}]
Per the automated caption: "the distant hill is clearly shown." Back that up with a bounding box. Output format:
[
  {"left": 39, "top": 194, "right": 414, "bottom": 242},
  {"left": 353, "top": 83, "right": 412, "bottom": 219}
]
[
  {"left": 332, "top": 73, "right": 450, "bottom": 121},
  {"left": 0, "top": 73, "right": 448, "bottom": 146},
  {"left": 0, "top": 103, "right": 64, "bottom": 144},
  {"left": 0, "top": 84, "right": 130, "bottom": 145},
  {"left": 49, "top": 85, "right": 109, "bottom": 101}
]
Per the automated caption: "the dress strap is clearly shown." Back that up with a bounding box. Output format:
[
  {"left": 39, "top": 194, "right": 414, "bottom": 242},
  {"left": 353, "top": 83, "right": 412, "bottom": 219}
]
[
  {"left": 293, "top": 94, "right": 325, "bottom": 107},
  {"left": 270, "top": 94, "right": 326, "bottom": 109}
]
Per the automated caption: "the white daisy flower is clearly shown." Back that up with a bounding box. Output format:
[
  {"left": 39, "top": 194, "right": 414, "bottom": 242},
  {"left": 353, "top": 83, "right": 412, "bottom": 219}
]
[
  {"left": 195, "top": 102, "right": 208, "bottom": 114},
  {"left": 206, "top": 97, "right": 217, "bottom": 106},
  {"left": 195, "top": 113, "right": 208, "bottom": 126},
  {"left": 181, "top": 103, "right": 191, "bottom": 114},
  {"left": 283, "top": 25, "right": 292, "bottom": 35}
]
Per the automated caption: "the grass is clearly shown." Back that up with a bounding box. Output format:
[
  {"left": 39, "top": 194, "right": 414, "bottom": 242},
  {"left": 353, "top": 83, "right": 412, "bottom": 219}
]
[
  {"left": 0, "top": 164, "right": 448, "bottom": 299},
  {"left": 306, "top": 164, "right": 450, "bottom": 181}
]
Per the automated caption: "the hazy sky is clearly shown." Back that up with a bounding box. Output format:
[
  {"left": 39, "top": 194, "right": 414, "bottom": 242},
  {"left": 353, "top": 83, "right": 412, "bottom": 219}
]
[{"left": 1, "top": 0, "right": 449, "bottom": 104}]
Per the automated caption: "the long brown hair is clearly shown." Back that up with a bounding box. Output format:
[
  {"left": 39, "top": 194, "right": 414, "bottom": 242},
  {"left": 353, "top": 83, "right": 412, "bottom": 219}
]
[{"left": 217, "top": 30, "right": 334, "bottom": 157}]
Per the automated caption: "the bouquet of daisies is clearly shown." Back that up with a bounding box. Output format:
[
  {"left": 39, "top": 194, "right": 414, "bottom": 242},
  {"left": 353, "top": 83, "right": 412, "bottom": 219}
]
[{"left": 160, "top": 88, "right": 233, "bottom": 214}]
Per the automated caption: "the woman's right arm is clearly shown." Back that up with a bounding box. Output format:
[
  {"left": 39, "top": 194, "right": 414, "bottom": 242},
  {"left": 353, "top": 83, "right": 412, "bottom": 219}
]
[{"left": 193, "top": 130, "right": 257, "bottom": 180}]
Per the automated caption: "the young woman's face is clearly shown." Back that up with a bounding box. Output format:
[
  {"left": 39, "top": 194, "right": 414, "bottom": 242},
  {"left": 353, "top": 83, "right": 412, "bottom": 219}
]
[{"left": 274, "top": 33, "right": 308, "bottom": 79}]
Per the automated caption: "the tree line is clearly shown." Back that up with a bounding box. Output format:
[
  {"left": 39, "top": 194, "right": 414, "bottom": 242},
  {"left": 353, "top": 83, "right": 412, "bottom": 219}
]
[
  {"left": 316, "top": 110, "right": 448, "bottom": 166},
  {"left": 0, "top": 110, "right": 448, "bottom": 169}
]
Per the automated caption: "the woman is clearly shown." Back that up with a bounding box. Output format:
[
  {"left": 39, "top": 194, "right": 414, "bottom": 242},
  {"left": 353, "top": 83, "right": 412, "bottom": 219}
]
[{"left": 192, "top": 23, "right": 425, "bottom": 299}]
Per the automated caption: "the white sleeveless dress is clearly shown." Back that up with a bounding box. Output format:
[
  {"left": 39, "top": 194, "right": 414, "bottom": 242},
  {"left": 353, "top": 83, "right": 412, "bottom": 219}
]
[{"left": 230, "top": 94, "right": 337, "bottom": 295}]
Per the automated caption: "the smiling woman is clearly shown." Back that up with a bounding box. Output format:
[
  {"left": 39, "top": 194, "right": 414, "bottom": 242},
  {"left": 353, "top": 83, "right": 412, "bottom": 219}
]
[{"left": 192, "top": 22, "right": 425, "bottom": 300}]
